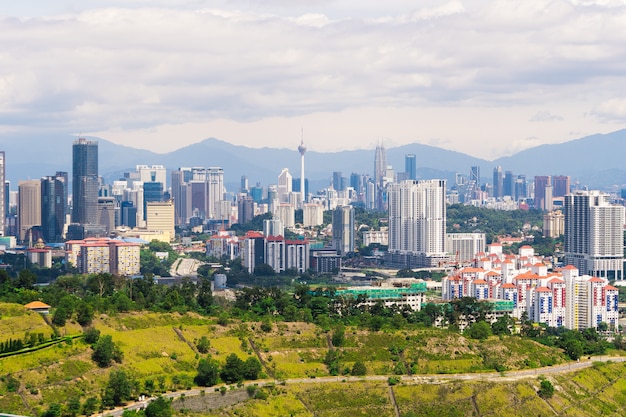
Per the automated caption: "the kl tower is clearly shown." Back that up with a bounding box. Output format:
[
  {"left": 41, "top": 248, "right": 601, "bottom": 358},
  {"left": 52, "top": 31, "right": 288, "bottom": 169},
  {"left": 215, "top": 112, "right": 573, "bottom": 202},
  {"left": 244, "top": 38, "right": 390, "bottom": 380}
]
[{"left": 298, "top": 129, "right": 306, "bottom": 203}]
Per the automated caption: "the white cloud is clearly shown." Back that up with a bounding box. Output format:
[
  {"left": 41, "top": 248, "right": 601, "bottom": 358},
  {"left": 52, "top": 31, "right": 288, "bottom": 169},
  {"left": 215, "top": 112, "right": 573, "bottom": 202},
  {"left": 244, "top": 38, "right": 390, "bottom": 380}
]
[{"left": 0, "top": 1, "right": 625, "bottom": 159}]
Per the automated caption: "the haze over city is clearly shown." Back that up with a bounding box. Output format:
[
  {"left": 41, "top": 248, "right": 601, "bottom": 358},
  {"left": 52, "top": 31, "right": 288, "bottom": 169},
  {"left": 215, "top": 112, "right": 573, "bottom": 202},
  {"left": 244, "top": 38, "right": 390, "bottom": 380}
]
[{"left": 2, "top": 1, "right": 626, "bottom": 159}]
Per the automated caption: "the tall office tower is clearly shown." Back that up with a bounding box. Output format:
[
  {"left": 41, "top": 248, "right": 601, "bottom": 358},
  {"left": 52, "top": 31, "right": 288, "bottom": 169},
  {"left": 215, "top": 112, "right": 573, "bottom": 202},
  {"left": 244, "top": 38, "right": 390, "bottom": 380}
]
[
  {"left": 206, "top": 167, "right": 225, "bottom": 219},
  {"left": 41, "top": 173, "right": 67, "bottom": 242},
  {"left": 18, "top": 180, "right": 41, "bottom": 243},
  {"left": 492, "top": 166, "right": 503, "bottom": 198},
  {"left": 374, "top": 143, "right": 387, "bottom": 211},
  {"left": 515, "top": 175, "right": 527, "bottom": 200},
  {"left": 388, "top": 179, "right": 447, "bottom": 257},
  {"left": 0, "top": 151, "right": 4, "bottom": 236},
  {"left": 298, "top": 134, "right": 306, "bottom": 203},
  {"left": 470, "top": 166, "right": 480, "bottom": 184},
  {"left": 552, "top": 175, "right": 571, "bottom": 198},
  {"left": 332, "top": 171, "right": 344, "bottom": 191},
  {"left": 332, "top": 205, "right": 355, "bottom": 255},
  {"left": 349, "top": 173, "right": 361, "bottom": 194},
  {"left": 564, "top": 190, "right": 625, "bottom": 280},
  {"left": 405, "top": 154, "right": 417, "bottom": 180},
  {"left": 72, "top": 138, "right": 98, "bottom": 225},
  {"left": 277, "top": 168, "right": 292, "bottom": 203},
  {"left": 97, "top": 197, "right": 116, "bottom": 234},
  {"left": 503, "top": 171, "right": 515, "bottom": 198},
  {"left": 240, "top": 176, "right": 249, "bottom": 194},
  {"left": 143, "top": 181, "right": 164, "bottom": 220},
  {"left": 171, "top": 169, "right": 185, "bottom": 225},
  {"left": 534, "top": 175, "right": 551, "bottom": 210},
  {"left": 374, "top": 143, "right": 386, "bottom": 186}
]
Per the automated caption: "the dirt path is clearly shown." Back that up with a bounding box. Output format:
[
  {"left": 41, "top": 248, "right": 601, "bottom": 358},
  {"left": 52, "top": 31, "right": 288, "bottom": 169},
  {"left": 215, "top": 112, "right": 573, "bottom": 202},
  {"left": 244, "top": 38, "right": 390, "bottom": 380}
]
[{"left": 97, "top": 355, "right": 626, "bottom": 417}]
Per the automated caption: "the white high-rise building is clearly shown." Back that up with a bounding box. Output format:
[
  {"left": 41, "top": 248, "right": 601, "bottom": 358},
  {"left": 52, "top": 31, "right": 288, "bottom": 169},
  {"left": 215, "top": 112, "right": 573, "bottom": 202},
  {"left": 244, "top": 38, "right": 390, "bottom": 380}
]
[
  {"left": 387, "top": 179, "right": 447, "bottom": 268},
  {"left": 277, "top": 168, "right": 292, "bottom": 203},
  {"left": 564, "top": 190, "right": 625, "bottom": 281},
  {"left": 136, "top": 165, "right": 166, "bottom": 185}
]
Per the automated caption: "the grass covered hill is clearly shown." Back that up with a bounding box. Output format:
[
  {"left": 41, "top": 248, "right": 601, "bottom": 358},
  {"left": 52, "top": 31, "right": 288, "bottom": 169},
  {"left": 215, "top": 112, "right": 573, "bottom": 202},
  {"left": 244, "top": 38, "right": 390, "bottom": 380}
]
[{"left": 0, "top": 303, "right": 624, "bottom": 416}]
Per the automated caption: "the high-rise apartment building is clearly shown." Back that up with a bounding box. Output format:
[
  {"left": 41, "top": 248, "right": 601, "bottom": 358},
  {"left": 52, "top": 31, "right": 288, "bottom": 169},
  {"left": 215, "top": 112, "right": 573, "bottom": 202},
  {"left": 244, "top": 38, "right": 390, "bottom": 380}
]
[
  {"left": 387, "top": 179, "right": 447, "bottom": 267},
  {"left": 564, "top": 190, "right": 625, "bottom": 280},
  {"left": 332, "top": 205, "right": 355, "bottom": 255},
  {"left": 18, "top": 180, "right": 41, "bottom": 243},
  {"left": 41, "top": 173, "right": 67, "bottom": 242},
  {"left": 405, "top": 154, "right": 416, "bottom": 181},
  {"left": 72, "top": 138, "right": 98, "bottom": 225}
]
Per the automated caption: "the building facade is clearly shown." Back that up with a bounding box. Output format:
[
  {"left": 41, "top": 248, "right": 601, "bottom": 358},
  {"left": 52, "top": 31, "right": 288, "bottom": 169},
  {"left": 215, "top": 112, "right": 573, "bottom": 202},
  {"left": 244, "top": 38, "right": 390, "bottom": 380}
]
[{"left": 564, "top": 190, "right": 625, "bottom": 280}]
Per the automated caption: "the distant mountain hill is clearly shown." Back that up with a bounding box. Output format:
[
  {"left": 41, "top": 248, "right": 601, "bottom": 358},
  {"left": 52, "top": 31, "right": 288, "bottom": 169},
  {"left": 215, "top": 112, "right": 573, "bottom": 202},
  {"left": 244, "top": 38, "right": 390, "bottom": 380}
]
[
  {"left": 492, "top": 129, "right": 626, "bottom": 187},
  {"left": 1, "top": 129, "right": 625, "bottom": 190}
]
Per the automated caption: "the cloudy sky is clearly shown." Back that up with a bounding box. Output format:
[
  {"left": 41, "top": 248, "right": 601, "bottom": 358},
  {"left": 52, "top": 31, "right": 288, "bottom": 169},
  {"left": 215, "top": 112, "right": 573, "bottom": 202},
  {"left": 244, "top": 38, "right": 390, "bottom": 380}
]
[{"left": 2, "top": 0, "right": 626, "bottom": 160}]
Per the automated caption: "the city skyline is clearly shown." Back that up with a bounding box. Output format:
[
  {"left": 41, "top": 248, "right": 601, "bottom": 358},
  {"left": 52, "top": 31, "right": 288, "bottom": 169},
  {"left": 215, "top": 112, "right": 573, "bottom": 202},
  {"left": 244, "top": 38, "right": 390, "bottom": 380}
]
[{"left": 2, "top": 2, "right": 626, "bottom": 159}]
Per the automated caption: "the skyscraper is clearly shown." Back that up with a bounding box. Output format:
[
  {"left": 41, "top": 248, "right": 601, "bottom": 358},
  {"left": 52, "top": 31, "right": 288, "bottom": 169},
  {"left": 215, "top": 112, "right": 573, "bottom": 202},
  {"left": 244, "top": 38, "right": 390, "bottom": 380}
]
[
  {"left": 277, "top": 168, "right": 292, "bottom": 203},
  {"left": 332, "top": 205, "right": 355, "bottom": 255},
  {"left": 72, "top": 138, "right": 98, "bottom": 225},
  {"left": 470, "top": 166, "right": 480, "bottom": 184},
  {"left": 374, "top": 143, "right": 386, "bottom": 186},
  {"left": 41, "top": 172, "right": 67, "bottom": 243},
  {"left": 503, "top": 171, "right": 515, "bottom": 198},
  {"left": 298, "top": 134, "right": 306, "bottom": 203},
  {"left": 564, "top": 190, "right": 624, "bottom": 280},
  {"left": 405, "top": 154, "right": 417, "bottom": 180},
  {"left": 492, "top": 166, "right": 503, "bottom": 198},
  {"left": 0, "top": 151, "right": 4, "bottom": 236},
  {"left": 534, "top": 175, "right": 551, "bottom": 210},
  {"left": 332, "top": 171, "right": 344, "bottom": 191},
  {"left": 387, "top": 179, "right": 447, "bottom": 267},
  {"left": 18, "top": 180, "right": 41, "bottom": 243},
  {"left": 552, "top": 175, "right": 571, "bottom": 198}
]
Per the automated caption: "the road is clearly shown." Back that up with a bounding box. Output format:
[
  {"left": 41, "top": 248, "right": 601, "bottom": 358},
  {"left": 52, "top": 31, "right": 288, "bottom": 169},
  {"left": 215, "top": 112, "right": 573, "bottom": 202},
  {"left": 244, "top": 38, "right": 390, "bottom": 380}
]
[{"left": 99, "top": 355, "right": 626, "bottom": 416}]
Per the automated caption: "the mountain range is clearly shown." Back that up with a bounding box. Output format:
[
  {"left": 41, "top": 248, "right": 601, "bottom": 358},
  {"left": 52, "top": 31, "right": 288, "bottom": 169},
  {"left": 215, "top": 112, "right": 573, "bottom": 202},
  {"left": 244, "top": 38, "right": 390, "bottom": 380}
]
[{"left": 2, "top": 129, "right": 626, "bottom": 191}]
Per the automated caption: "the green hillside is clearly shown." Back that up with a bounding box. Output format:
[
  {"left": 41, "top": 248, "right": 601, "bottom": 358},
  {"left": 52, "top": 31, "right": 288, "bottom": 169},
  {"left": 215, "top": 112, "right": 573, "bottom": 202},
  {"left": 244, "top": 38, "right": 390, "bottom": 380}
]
[{"left": 0, "top": 303, "right": 624, "bottom": 417}]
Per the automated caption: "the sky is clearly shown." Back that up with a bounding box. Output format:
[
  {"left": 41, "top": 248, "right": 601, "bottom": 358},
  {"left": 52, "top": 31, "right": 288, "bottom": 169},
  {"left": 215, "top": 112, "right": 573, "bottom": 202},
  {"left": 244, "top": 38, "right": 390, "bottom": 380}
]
[{"left": 2, "top": 0, "right": 626, "bottom": 160}]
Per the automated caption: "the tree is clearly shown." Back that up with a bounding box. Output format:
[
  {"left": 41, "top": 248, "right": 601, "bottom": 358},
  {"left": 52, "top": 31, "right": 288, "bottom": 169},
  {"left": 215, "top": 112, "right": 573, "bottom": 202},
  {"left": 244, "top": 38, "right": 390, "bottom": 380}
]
[
  {"left": 331, "top": 325, "right": 345, "bottom": 347},
  {"left": 83, "top": 327, "right": 101, "bottom": 344},
  {"left": 40, "top": 403, "right": 62, "bottom": 417},
  {"left": 82, "top": 397, "right": 99, "bottom": 416},
  {"left": 145, "top": 396, "right": 173, "bottom": 417},
  {"left": 491, "top": 314, "right": 513, "bottom": 336},
  {"left": 92, "top": 335, "right": 123, "bottom": 367},
  {"left": 196, "top": 336, "right": 210, "bottom": 354},
  {"left": 76, "top": 302, "right": 94, "bottom": 326},
  {"left": 465, "top": 320, "right": 492, "bottom": 340},
  {"left": 51, "top": 306, "right": 69, "bottom": 327},
  {"left": 242, "top": 357, "right": 262, "bottom": 380},
  {"left": 102, "top": 369, "right": 134, "bottom": 407},
  {"left": 351, "top": 361, "right": 367, "bottom": 376},
  {"left": 195, "top": 358, "right": 219, "bottom": 387},
  {"left": 538, "top": 379, "right": 554, "bottom": 398},
  {"left": 220, "top": 353, "right": 245, "bottom": 383}
]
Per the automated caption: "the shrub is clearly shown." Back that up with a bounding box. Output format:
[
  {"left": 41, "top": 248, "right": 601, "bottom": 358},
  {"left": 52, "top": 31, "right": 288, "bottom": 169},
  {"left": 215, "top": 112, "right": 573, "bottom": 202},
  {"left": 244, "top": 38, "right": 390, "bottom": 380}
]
[
  {"left": 538, "top": 379, "right": 554, "bottom": 398},
  {"left": 351, "top": 361, "right": 367, "bottom": 376},
  {"left": 196, "top": 336, "right": 211, "bottom": 354}
]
